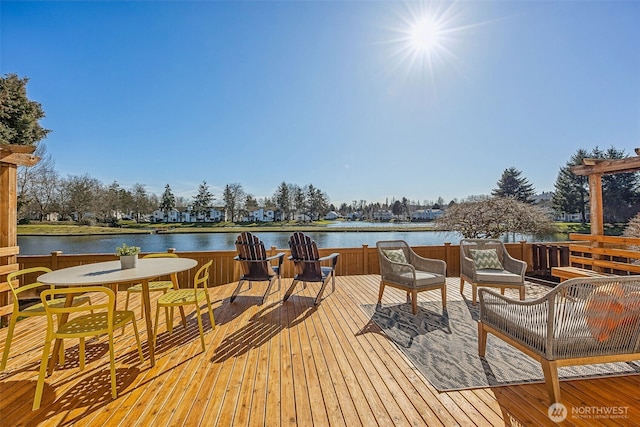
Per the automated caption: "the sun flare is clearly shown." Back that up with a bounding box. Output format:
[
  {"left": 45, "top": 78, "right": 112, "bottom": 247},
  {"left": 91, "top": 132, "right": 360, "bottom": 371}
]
[
  {"left": 383, "top": 1, "right": 477, "bottom": 86},
  {"left": 409, "top": 16, "right": 443, "bottom": 54}
]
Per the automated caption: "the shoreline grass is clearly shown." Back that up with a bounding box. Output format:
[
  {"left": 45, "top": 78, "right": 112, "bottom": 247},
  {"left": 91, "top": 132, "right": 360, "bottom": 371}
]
[{"left": 17, "top": 220, "right": 440, "bottom": 236}]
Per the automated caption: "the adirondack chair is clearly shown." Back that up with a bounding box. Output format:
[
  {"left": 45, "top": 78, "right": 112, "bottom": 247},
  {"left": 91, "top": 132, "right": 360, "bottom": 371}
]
[
  {"left": 231, "top": 232, "right": 285, "bottom": 305},
  {"left": 283, "top": 232, "right": 339, "bottom": 305}
]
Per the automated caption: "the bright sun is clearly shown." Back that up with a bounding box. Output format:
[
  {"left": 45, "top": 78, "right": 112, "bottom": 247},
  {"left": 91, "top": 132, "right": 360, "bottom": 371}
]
[
  {"left": 384, "top": 1, "right": 475, "bottom": 84},
  {"left": 409, "top": 16, "right": 443, "bottom": 54}
]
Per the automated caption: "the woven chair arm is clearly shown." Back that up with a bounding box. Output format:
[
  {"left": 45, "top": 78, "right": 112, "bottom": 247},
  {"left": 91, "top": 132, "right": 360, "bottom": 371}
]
[
  {"left": 502, "top": 255, "right": 527, "bottom": 275},
  {"left": 479, "top": 287, "right": 554, "bottom": 356},
  {"left": 409, "top": 253, "right": 446, "bottom": 275},
  {"left": 460, "top": 255, "right": 476, "bottom": 278}
]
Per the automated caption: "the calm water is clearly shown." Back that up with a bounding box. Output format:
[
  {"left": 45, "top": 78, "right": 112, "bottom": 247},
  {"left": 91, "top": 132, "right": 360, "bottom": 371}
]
[{"left": 17, "top": 228, "right": 568, "bottom": 255}]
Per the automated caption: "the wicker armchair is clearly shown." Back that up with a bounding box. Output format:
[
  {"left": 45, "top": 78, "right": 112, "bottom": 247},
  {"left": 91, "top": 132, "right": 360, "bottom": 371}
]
[
  {"left": 479, "top": 276, "right": 640, "bottom": 404},
  {"left": 376, "top": 240, "right": 447, "bottom": 315},
  {"left": 460, "top": 238, "right": 526, "bottom": 305}
]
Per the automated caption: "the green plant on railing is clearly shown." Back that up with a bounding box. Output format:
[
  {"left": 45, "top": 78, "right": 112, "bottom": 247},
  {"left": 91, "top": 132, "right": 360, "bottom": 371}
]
[{"left": 115, "top": 243, "right": 141, "bottom": 256}]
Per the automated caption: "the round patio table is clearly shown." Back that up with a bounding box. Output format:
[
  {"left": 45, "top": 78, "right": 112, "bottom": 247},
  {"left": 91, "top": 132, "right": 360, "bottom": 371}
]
[{"left": 38, "top": 257, "right": 198, "bottom": 370}]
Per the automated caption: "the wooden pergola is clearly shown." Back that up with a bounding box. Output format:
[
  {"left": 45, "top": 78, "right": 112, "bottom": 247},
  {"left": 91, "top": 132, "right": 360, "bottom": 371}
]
[
  {"left": 0, "top": 144, "right": 39, "bottom": 322},
  {"left": 570, "top": 147, "right": 640, "bottom": 236}
]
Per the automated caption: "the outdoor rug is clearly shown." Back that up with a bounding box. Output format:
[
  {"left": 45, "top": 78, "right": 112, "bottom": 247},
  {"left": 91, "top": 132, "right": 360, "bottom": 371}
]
[{"left": 360, "top": 300, "right": 640, "bottom": 392}]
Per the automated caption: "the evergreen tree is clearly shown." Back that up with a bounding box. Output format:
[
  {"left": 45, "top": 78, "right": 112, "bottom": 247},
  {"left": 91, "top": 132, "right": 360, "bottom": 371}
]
[
  {"left": 192, "top": 181, "right": 214, "bottom": 221},
  {"left": 274, "top": 182, "right": 290, "bottom": 220},
  {"left": 552, "top": 149, "right": 589, "bottom": 223},
  {"left": 491, "top": 167, "right": 535, "bottom": 202},
  {"left": 0, "top": 73, "right": 50, "bottom": 145},
  {"left": 159, "top": 184, "right": 176, "bottom": 222}
]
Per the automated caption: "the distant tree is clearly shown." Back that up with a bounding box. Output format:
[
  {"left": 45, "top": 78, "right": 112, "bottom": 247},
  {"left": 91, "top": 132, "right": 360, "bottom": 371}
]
[
  {"left": 293, "top": 185, "right": 305, "bottom": 219},
  {"left": 159, "top": 184, "right": 176, "bottom": 222},
  {"left": 131, "top": 183, "right": 153, "bottom": 222},
  {"left": 0, "top": 73, "right": 50, "bottom": 146},
  {"left": 274, "top": 182, "right": 291, "bottom": 220},
  {"left": 553, "top": 146, "right": 639, "bottom": 224},
  {"left": 391, "top": 200, "right": 402, "bottom": 217},
  {"left": 245, "top": 194, "right": 259, "bottom": 213},
  {"left": 223, "top": 183, "right": 245, "bottom": 222},
  {"left": 552, "top": 149, "right": 589, "bottom": 223},
  {"left": 62, "top": 174, "right": 102, "bottom": 223},
  {"left": 435, "top": 197, "right": 556, "bottom": 238},
  {"left": 192, "top": 181, "right": 214, "bottom": 221},
  {"left": 595, "top": 147, "right": 639, "bottom": 223},
  {"left": 17, "top": 143, "right": 55, "bottom": 220},
  {"left": 305, "top": 184, "right": 329, "bottom": 220},
  {"left": 492, "top": 167, "right": 535, "bottom": 202}
]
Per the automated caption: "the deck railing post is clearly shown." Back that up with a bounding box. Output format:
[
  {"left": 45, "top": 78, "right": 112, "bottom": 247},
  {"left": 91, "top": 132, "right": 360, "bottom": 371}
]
[
  {"left": 444, "top": 242, "right": 451, "bottom": 277},
  {"left": 362, "top": 244, "right": 368, "bottom": 275},
  {"left": 51, "top": 251, "right": 62, "bottom": 270}
]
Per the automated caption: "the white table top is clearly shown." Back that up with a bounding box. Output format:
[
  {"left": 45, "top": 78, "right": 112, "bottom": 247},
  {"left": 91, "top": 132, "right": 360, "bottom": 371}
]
[{"left": 38, "top": 257, "right": 198, "bottom": 286}]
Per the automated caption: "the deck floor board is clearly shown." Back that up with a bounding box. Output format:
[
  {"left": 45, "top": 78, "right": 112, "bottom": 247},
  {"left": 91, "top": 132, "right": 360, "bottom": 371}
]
[{"left": 1, "top": 275, "right": 639, "bottom": 426}]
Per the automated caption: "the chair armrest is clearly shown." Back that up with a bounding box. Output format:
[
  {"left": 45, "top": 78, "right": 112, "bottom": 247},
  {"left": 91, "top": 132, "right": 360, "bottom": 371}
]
[
  {"left": 267, "top": 252, "right": 286, "bottom": 266},
  {"left": 318, "top": 253, "right": 339, "bottom": 268},
  {"left": 409, "top": 252, "right": 446, "bottom": 276},
  {"left": 502, "top": 254, "right": 527, "bottom": 277},
  {"left": 460, "top": 255, "right": 476, "bottom": 278},
  {"left": 479, "top": 287, "right": 554, "bottom": 356}
]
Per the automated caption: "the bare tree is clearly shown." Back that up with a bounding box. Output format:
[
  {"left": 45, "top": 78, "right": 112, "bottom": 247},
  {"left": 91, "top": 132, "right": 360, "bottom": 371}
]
[{"left": 435, "top": 197, "right": 556, "bottom": 239}]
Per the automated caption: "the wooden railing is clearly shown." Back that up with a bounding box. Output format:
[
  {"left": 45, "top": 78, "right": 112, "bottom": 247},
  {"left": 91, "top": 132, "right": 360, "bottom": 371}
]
[
  {"left": 1, "top": 241, "right": 533, "bottom": 324},
  {"left": 551, "top": 234, "right": 640, "bottom": 281}
]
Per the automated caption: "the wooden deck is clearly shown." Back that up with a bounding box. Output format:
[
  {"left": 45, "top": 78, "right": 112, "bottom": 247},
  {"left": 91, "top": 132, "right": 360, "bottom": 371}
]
[{"left": 1, "top": 275, "right": 639, "bottom": 426}]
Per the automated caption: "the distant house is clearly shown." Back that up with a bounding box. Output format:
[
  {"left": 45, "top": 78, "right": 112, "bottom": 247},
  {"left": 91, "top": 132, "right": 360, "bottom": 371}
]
[
  {"left": 249, "top": 208, "right": 275, "bottom": 222},
  {"left": 411, "top": 209, "right": 443, "bottom": 221},
  {"left": 373, "top": 210, "right": 393, "bottom": 221},
  {"left": 295, "top": 213, "right": 312, "bottom": 222},
  {"left": 325, "top": 211, "right": 340, "bottom": 220}
]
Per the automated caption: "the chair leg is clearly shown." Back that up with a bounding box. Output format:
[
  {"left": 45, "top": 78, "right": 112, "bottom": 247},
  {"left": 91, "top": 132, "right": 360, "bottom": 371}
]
[
  {"left": 519, "top": 285, "right": 526, "bottom": 301},
  {"left": 441, "top": 286, "right": 447, "bottom": 309},
  {"left": 283, "top": 280, "right": 299, "bottom": 302},
  {"left": 478, "top": 322, "right": 488, "bottom": 357},
  {"left": 33, "top": 338, "right": 52, "bottom": 411},
  {"left": 130, "top": 316, "right": 145, "bottom": 362},
  {"left": 195, "top": 305, "right": 205, "bottom": 352},
  {"left": 108, "top": 333, "right": 117, "bottom": 399},
  {"left": 411, "top": 290, "right": 418, "bottom": 315},
  {"left": 122, "top": 293, "right": 132, "bottom": 335},
  {"left": 541, "top": 359, "right": 561, "bottom": 404},
  {"left": 79, "top": 338, "right": 85, "bottom": 371},
  {"left": 314, "top": 276, "right": 331, "bottom": 305},
  {"left": 331, "top": 271, "right": 336, "bottom": 292},
  {"left": 1, "top": 313, "right": 17, "bottom": 371},
  {"left": 377, "top": 282, "right": 386, "bottom": 304},
  {"left": 261, "top": 277, "right": 276, "bottom": 305},
  {"left": 460, "top": 277, "right": 465, "bottom": 295},
  {"left": 230, "top": 279, "right": 246, "bottom": 303},
  {"left": 153, "top": 304, "right": 161, "bottom": 348},
  {"left": 203, "top": 289, "right": 215, "bottom": 330},
  {"left": 472, "top": 284, "right": 478, "bottom": 305}
]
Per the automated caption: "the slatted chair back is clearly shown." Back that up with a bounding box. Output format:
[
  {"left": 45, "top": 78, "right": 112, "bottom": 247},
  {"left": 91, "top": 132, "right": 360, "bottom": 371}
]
[
  {"left": 289, "top": 232, "right": 322, "bottom": 281},
  {"left": 235, "top": 232, "right": 274, "bottom": 281}
]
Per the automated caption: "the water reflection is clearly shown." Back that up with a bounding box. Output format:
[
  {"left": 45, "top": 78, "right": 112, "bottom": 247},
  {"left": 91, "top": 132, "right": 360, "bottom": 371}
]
[{"left": 17, "top": 229, "right": 567, "bottom": 255}]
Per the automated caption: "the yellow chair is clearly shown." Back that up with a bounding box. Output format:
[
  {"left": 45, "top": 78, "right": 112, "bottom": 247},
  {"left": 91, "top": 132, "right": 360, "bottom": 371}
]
[
  {"left": 1, "top": 267, "right": 91, "bottom": 371},
  {"left": 32, "top": 286, "right": 144, "bottom": 410},
  {"left": 124, "top": 252, "right": 178, "bottom": 323},
  {"left": 153, "top": 260, "right": 215, "bottom": 352}
]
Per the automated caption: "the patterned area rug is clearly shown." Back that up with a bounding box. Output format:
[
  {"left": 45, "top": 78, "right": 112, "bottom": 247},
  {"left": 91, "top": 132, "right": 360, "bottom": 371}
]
[{"left": 361, "top": 300, "right": 640, "bottom": 391}]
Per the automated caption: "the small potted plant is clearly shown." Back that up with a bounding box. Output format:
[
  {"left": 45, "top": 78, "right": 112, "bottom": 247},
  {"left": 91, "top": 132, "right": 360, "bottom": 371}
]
[{"left": 116, "top": 243, "right": 141, "bottom": 269}]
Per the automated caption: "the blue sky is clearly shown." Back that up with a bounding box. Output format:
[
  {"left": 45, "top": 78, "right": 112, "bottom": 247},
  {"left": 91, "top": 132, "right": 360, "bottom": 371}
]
[{"left": 2, "top": 1, "right": 639, "bottom": 206}]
